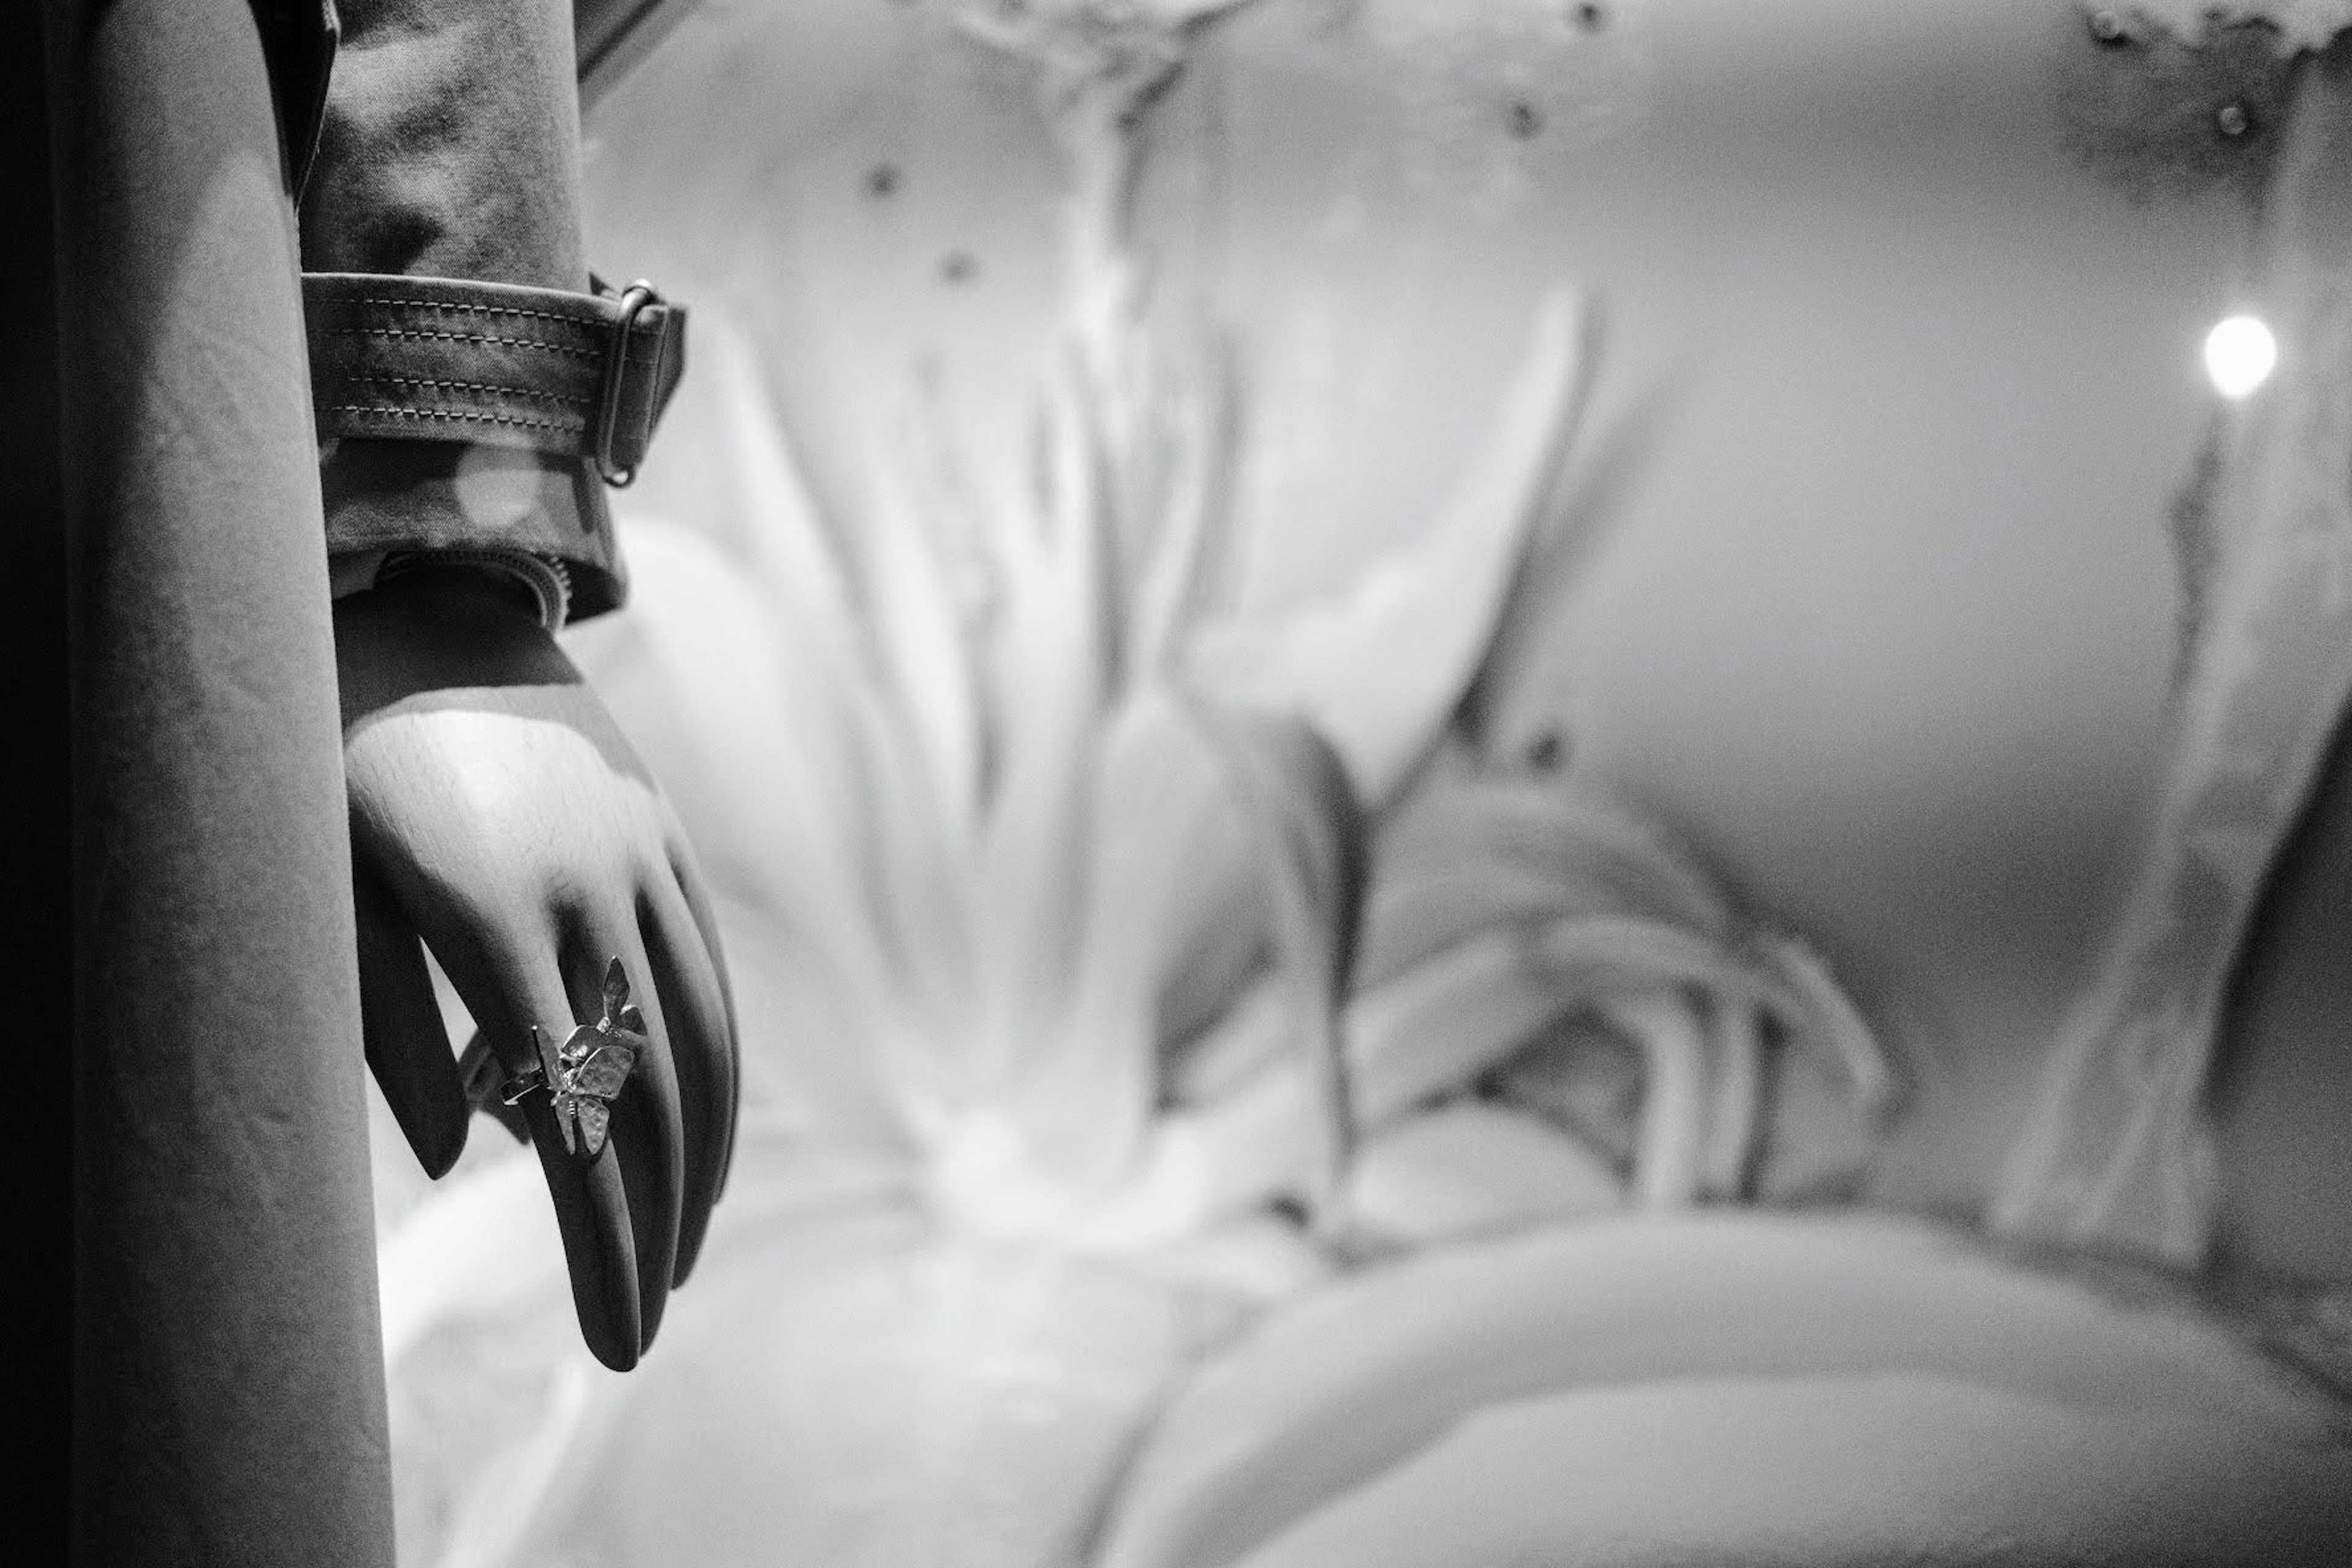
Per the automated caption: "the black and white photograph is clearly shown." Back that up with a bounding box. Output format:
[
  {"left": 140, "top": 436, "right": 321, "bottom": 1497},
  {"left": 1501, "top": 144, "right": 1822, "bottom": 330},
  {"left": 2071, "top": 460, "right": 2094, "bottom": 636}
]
[{"left": 17, "top": 1, "right": 2352, "bottom": 1563}]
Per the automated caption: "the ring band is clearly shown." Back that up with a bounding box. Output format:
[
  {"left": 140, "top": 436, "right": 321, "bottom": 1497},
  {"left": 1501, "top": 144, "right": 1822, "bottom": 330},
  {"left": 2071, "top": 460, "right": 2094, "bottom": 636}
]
[
  {"left": 498, "top": 1062, "right": 548, "bottom": 1105},
  {"left": 458, "top": 957, "right": 649, "bottom": 1156}
]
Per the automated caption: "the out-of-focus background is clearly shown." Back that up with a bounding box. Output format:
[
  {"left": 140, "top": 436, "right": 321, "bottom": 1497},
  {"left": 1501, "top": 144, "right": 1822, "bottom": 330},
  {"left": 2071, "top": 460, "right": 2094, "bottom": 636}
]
[{"left": 569, "top": 0, "right": 2332, "bottom": 1267}]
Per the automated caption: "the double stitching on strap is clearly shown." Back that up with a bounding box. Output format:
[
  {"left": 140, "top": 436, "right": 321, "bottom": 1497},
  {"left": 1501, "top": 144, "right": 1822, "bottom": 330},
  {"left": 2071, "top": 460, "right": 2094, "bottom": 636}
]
[{"left": 303, "top": 273, "right": 688, "bottom": 480}]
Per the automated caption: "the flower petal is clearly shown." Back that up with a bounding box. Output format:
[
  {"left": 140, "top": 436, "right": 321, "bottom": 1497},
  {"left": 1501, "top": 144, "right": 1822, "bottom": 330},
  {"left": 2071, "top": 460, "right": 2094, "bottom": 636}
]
[
  {"left": 682, "top": 326, "right": 981, "bottom": 1013},
  {"left": 1175, "top": 696, "right": 1368, "bottom": 1227},
  {"left": 1218, "top": 1376, "right": 2352, "bottom": 1568},
  {"left": 1164, "top": 965, "right": 1289, "bottom": 1107},
  {"left": 644, "top": 308, "right": 866, "bottom": 681},
  {"left": 1362, "top": 774, "right": 1736, "bottom": 987},
  {"left": 992, "top": 691, "right": 1365, "bottom": 1221},
  {"left": 1184, "top": 288, "right": 1600, "bottom": 810},
  {"left": 566, "top": 516, "right": 903, "bottom": 1022},
  {"left": 859, "top": 377, "right": 993, "bottom": 834},
  {"left": 973, "top": 347, "right": 1123, "bottom": 1066},
  {"left": 1605, "top": 986, "right": 1710, "bottom": 1208},
  {"left": 1345, "top": 929, "right": 1581, "bottom": 1128},
  {"left": 1342, "top": 1101, "right": 1622, "bottom": 1248},
  {"left": 1130, "top": 326, "right": 1243, "bottom": 674},
  {"left": 1762, "top": 932, "right": 1902, "bottom": 1121},
  {"left": 987, "top": 689, "right": 1215, "bottom": 1194},
  {"left": 1091, "top": 1213, "right": 2351, "bottom": 1568}
]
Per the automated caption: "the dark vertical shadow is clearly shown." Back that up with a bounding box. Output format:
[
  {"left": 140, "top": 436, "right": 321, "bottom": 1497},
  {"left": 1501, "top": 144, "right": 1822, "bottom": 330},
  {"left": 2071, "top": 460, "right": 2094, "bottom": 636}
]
[{"left": 6, "top": 2, "right": 70, "bottom": 1560}]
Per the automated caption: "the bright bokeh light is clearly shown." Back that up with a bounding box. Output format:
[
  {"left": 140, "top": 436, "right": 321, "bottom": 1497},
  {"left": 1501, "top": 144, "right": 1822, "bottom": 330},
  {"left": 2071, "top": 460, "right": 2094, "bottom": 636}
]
[{"left": 2204, "top": 314, "right": 2277, "bottom": 399}]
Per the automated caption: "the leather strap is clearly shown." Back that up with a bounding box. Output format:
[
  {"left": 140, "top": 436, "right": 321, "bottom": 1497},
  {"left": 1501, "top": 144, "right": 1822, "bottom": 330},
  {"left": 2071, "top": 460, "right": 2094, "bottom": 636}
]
[{"left": 302, "top": 273, "right": 687, "bottom": 481}]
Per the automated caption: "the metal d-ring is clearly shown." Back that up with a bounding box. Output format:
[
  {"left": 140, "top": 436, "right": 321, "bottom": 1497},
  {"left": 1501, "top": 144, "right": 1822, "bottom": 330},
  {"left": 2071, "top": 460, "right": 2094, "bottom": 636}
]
[{"left": 594, "top": 280, "right": 662, "bottom": 488}]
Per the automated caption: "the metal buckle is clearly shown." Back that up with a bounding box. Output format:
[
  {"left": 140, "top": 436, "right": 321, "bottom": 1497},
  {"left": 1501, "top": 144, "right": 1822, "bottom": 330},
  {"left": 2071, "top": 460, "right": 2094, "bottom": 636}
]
[{"left": 594, "top": 279, "right": 662, "bottom": 488}]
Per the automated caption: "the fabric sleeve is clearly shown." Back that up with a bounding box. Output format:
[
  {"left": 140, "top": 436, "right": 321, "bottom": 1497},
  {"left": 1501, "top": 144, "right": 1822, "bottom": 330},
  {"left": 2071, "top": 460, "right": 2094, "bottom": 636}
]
[{"left": 298, "top": 0, "right": 626, "bottom": 620}]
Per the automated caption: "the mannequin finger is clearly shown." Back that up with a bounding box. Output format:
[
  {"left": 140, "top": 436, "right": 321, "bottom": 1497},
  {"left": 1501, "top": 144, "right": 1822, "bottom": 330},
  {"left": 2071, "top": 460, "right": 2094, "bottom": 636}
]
[
  {"left": 666, "top": 831, "right": 742, "bottom": 1194},
  {"left": 642, "top": 873, "right": 734, "bottom": 1285},
  {"left": 413, "top": 902, "right": 643, "bottom": 1370},
  {"left": 353, "top": 864, "right": 468, "bottom": 1177},
  {"left": 563, "top": 920, "right": 683, "bottom": 1351}
]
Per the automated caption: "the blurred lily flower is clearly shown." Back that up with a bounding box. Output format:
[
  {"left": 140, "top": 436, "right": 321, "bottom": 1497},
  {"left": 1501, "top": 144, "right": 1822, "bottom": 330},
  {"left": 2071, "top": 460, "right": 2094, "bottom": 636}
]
[
  {"left": 365, "top": 8, "right": 2352, "bottom": 1557},
  {"left": 567, "top": 278, "right": 1601, "bottom": 1257},
  {"left": 1088, "top": 1212, "right": 2352, "bottom": 1568},
  {"left": 382, "top": 271, "right": 1899, "bottom": 1335},
  {"left": 366, "top": 273, "right": 1618, "bottom": 1568},
  {"left": 1324, "top": 745, "right": 1905, "bottom": 1242},
  {"left": 376, "top": 17, "right": 1900, "bottom": 1552}
]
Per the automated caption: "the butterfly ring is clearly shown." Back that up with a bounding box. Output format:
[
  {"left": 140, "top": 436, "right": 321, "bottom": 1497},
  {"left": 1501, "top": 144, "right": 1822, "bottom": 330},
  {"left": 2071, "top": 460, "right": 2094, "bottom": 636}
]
[{"left": 497, "top": 957, "right": 650, "bottom": 1160}]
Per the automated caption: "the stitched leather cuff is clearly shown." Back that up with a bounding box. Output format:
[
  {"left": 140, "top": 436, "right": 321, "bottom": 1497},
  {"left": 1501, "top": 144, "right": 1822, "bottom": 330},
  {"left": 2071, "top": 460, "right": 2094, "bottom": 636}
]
[{"left": 303, "top": 273, "right": 687, "bottom": 478}]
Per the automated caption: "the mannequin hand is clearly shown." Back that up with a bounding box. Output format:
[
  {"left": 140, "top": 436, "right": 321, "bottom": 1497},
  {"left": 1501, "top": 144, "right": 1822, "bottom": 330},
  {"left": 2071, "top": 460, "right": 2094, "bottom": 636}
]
[{"left": 336, "top": 567, "right": 739, "bottom": 1370}]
